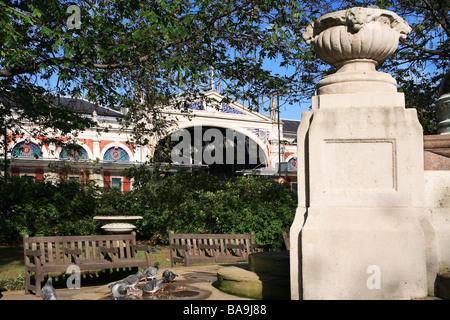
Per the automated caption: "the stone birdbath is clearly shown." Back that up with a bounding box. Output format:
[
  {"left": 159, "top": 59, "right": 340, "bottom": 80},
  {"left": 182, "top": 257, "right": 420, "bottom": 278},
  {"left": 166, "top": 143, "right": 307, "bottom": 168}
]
[{"left": 93, "top": 215, "right": 143, "bottom": 234}]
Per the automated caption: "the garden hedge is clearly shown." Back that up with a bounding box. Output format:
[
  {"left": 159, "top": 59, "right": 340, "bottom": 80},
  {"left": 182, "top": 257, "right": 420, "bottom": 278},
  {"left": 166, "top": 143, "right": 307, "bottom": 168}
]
[{"left": 0, "top": 171, "right": 297, "bottom": 249}]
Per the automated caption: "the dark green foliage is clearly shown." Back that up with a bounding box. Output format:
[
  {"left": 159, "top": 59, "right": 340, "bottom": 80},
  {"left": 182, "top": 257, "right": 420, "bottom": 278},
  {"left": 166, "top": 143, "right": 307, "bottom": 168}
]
[
  {"left": 0, "top": 172, "right": 297, "bottom": 249},
  {"left": 0, "top": 177, "right": 100, "bottom": 243},
  {"left": 125, "top": 170, "right": 297, "bottom": 250}
]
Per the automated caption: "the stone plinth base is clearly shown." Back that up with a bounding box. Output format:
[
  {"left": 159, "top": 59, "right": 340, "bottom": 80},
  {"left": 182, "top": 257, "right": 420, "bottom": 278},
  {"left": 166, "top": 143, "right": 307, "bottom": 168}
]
[
  {"left": 301, "top": 207, "right": 428, "bottom": 300},
  {"left": 248, "top": 251, "right": 290, "bottom": 277},
  {"left": 290, "top": 91, "right": 431, "bottom": 300}
]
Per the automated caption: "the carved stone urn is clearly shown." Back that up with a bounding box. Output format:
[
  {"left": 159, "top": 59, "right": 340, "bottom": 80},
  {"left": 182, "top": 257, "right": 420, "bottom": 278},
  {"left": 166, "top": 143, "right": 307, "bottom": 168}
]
[{"left": 303, "top": 7, "right": 411, "bottom": 95}]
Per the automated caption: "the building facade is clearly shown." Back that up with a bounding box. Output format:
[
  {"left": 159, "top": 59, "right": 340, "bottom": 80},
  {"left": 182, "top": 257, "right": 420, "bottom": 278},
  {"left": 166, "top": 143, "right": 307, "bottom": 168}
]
[{"left": 3, "top": 90, "right": 300, "bottom": 191}]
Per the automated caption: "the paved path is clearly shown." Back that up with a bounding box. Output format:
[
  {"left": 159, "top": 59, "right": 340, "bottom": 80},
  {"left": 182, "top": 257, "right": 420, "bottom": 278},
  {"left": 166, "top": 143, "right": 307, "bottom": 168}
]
[{"left": 0, "top": 264, "right": 252, "bottom": 301}]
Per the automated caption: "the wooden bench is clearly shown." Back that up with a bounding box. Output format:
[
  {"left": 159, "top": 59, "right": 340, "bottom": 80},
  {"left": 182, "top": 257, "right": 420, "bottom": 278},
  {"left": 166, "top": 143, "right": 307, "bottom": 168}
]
[
  {"left": 169, "top": 230, "right": 272, "bottom": 267},
  {"left": 23, "top": 232, "right": 152, "bottom": 296}
]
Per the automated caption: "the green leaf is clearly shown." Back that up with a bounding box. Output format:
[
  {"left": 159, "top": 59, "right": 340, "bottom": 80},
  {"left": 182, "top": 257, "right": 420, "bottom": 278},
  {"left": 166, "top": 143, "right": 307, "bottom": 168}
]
[{"left": 40, "top": 26, "right": 52, "bottom": 36}]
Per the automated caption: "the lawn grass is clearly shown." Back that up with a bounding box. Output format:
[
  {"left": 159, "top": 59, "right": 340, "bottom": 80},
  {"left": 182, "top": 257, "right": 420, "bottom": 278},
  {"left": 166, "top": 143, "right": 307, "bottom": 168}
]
[
  {"left": 0, "top": 246, "right": 24, "bottom": 279},
  {"left": 0, "top": 244, "right": 173, "bottom": 292}
]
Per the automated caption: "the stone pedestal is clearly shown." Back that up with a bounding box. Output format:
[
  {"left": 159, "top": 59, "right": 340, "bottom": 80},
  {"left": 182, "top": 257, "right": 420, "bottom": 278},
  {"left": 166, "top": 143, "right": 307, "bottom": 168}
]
[
  {"left": 423, "top": 135, "right": 450, "bottom": 272},
  {"left": 290, "top": 7, "right": 432, "bottom": 300}
]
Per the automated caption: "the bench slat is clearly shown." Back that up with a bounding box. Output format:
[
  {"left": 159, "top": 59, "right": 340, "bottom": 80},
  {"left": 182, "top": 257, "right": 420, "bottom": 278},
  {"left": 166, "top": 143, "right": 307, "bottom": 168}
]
[
  {"left": 92, "top": 241, "right": 97, "bottom": 260},
  {"left": 23, "top": 234, "right": 135, "bottom": 243},
  {"left": 47, "top": 242, "right": 53, "bottom": 263},
  {"left": 170, "top": 233, "right": 252, "bottom": 240},
  {"left": 84, "top": 240, "right": 90, "bottom": 261}
]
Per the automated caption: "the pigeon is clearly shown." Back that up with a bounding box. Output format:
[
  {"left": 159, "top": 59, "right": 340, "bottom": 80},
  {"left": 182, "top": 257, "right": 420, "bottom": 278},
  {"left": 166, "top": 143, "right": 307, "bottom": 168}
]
[
  {"left": 122, "top": 270, "right": 143, "bottom": 292},
  {"left": 151, "top": 245, "right": 159, "bottom": 254},
  {"left": 108, "top": 282, "right": 128, "bottom": 300},
  {"left": 142, "top": 278, "right": 165, "bottom": 295},
  {"left": 143, "top": 262, "right": 160, "bottom": 281},
  {"left": 41, "top": 277, "right": 57, "bottom": 300},
  {"left": 162, "top": 270, "right": 178, "bottom": 283}
]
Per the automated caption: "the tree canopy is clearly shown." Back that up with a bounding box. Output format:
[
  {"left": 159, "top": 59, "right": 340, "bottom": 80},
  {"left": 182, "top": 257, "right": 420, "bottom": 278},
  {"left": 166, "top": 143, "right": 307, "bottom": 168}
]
[
  {"left": 287, "top": 0, "right": 450, "bottom": 134},
  {"left": 0, "top": 0, "right": 304, "bottom": 151},
  {"left": 0, "top": 0, "right": 447, "bottom": 159}
]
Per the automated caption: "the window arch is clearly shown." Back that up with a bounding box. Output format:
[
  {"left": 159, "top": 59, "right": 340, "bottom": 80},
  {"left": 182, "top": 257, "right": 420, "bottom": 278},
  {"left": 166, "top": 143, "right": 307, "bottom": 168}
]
[
  {"left": 59, "top": 146, "right": 89, "bottom": 160},
  {"left": 287, "top": 157, "right": 297, "bottom": 170},
  {"left": 11, "top": 141, "right": 42, "bottom": 158},
  {"left": 103, "top": 147, "right": 129, "bottom": 162}
]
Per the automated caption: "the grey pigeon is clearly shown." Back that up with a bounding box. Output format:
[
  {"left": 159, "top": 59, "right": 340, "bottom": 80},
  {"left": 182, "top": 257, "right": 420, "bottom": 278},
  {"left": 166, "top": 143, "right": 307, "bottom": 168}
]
[
  {"left": 122, "top": 270, "right": 143, "bottom": 291},
  {"left": 41, "top": 277, "right": 57, "bottom": 300},
  {"left": 162, "top": 270, "right": 178, "bottom": 283},
  {"left": 151, "top": 245, "right": 159, "bottom": 254},
  {"left": 142, "top": 278, "right": 165, "bottom": 295},
  {"left": 108, "top": 282, "right": 128, "bottom": 300},
  {"left": 143, "top": 262, "right": 159, "bottom": 281}
]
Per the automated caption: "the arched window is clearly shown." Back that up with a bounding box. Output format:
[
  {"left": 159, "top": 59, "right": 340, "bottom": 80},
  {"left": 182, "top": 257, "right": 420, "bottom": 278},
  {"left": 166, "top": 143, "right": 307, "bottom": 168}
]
[
  {"left": 287, "top": 157, "right": 297, "bottom": 170},
  {"left": 11, "top": 141, "right": 42, "bottom": 158},
  {"left": 103, "top": 147, "right": 129, "bottom": 162},
  {"left": 59, "top": 146, "right": 89, "bottom": 160}
]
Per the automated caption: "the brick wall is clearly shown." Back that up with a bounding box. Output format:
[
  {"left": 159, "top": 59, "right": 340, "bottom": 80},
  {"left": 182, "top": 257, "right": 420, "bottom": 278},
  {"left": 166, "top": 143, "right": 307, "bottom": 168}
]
[{"left": 424, "top": 135, "right": 450, "bottom": 170}]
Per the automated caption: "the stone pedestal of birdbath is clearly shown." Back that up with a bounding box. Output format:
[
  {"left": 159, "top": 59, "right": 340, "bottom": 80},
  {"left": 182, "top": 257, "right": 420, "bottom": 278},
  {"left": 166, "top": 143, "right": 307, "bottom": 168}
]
[{"left": 93, "top": 216, "right": 143, "bottom": 234}]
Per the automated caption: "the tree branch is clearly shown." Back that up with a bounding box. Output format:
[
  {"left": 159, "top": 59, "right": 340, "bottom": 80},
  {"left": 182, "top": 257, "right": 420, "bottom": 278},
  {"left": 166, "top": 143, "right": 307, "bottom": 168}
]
[
  {"left": 422, "top": 0, "right": 450, "bottom": 37},
  {"left": 0, "top": 1, "right": 253, "bottom": 78},
  {"left": 399, "top": 38, "right": 448, "bottom": 58}
]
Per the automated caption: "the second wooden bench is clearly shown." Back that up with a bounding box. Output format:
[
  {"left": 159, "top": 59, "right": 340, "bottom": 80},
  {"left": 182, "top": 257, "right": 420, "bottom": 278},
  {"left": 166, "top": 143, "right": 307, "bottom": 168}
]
[{"left": 169, "top": 230, "right": 271, "bottom": 267}]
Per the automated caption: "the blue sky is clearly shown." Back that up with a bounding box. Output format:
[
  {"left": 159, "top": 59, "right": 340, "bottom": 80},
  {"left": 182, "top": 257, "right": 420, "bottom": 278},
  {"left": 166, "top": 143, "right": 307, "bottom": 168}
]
[{"left": 258, "top": 59, "right": 310, "bottom": 121}]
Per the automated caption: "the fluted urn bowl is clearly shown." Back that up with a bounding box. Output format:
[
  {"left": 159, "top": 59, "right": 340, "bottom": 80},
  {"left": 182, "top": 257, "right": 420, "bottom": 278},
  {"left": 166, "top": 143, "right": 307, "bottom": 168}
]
[{"left": 303, "top": 7, "right": 412, "bottom": 94}]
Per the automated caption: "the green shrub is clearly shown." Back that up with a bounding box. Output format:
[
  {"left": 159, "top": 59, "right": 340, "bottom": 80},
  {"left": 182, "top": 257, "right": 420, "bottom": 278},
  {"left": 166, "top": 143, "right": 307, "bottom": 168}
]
[
  {"left": 0, "top": 171, "right": 297, "bottom": 249},
  {"left": 0, "top": 177, "right": 100, "bottom": 243},
  {"left": 130, "top": 171, "right": 297, "bottom": 250}
]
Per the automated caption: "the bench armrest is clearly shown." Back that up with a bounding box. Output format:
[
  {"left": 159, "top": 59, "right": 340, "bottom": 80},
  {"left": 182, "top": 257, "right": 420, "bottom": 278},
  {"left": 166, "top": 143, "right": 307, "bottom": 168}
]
[
  {"left": 251, "top": 244, "right": 273, "bottom": 252},
  {"left": 225, "top": 244, "right": 244, "bottom": 249},
  {"left": 98, "top": 246, "right": 118, "bottom": 262},
  {"left": 99, "top": 246, "right": 117, "bottom": 254},
  {"left": 63, "top": 248, "right": 82, "bottom": 256},
  {"left": 131, "top": 244, "right": 151, "bottom": 252},
  {"left": 63, "top": 248, "right": 83, "bottom": 264},
  {"left": 169, "top": 244, "right": 191, "bottom": 267},
  {"left": 224, "top": 243, "right": 245, "bottom": 257},
  {"left": 131, "top": 244, "right": 152, "bottom": 266},
  {"left": 24, "top": 248, "right": 42, "bottom": 257},
  {"left": 171, "top": 244, "right": 189, "bottom": 251},
  {"left": 24, "top": 248, "right": 45, "bottom": 272},
  {"left": 198, "top": 244, "right": 219, "bottom": 257}
]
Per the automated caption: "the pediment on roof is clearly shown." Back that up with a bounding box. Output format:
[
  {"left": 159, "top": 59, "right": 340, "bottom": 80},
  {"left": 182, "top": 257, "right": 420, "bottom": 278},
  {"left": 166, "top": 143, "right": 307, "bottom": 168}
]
[{"left": 176, "top": 90, "right": 273, "bottom": 124}]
